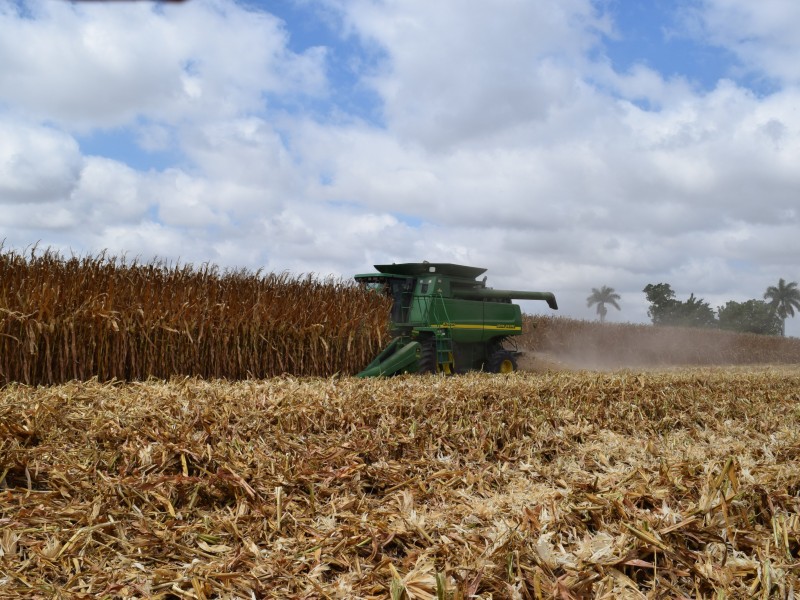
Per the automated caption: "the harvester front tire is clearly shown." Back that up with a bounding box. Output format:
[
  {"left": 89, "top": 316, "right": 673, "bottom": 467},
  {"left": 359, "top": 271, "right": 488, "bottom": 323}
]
[
  {"left": 487, "top": 349, "right": 517, "bottom": 374},
  {"left": 418, "top": 340, "right": 437, "bottom": 374}
]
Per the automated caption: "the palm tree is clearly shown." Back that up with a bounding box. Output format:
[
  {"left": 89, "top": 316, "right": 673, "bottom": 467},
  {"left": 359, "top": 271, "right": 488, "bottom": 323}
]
[
  {"left": 764, "top": 278, "right": 800, "bottom": 336},
  {"left": 587, "top": 286, "right": 621, "bottom": 323}
]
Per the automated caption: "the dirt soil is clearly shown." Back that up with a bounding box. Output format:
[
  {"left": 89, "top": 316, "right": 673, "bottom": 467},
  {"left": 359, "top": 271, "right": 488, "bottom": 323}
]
[
  {"left": 517, "top": 351, "right": 576, "bottom": 372},
  {"left": 518, "top": 351, "right": 666, "bottom": 373}
]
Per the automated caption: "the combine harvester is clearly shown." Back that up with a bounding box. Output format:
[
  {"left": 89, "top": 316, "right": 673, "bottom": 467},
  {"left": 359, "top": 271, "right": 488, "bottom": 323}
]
[{"left": 356, "top": 262, "right": 558, "bottom": 376}]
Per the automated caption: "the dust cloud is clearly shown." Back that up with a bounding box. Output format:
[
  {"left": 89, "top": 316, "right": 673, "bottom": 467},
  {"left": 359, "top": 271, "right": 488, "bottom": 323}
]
[{"left": 516, "top": 317, "right": 800, "bottom": 372}]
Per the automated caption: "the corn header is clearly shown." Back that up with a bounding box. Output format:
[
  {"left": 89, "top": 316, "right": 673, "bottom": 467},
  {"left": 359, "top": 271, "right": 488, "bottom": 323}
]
[{"left": 355, "top": 262, "right": 557, "bottom": 376}]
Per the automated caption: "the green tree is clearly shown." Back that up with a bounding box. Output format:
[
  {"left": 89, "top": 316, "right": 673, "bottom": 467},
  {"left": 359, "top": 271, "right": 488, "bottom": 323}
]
[
  {"left": 643, "top": 283, "right": 716, "bottom": 328},
  {"left": 679, "top": 293, "right": 717, "bottom": 328},
  {"left": 586, "top": 286, "right": 621, "bottom": 323},
  {"left": 764, "top": 278, "right": 800, "bottom": 336},
  {"left": 643, "top": 283, "right": 679, "bottom": 325},
  {"left": 717, "top": 299, "right": 782, "bottom": 335}
]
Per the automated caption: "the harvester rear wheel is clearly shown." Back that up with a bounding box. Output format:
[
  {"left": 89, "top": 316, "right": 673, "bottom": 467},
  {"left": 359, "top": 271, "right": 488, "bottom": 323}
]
[{"left": 487, "top": 349, "right": 517, "bottom": 374}]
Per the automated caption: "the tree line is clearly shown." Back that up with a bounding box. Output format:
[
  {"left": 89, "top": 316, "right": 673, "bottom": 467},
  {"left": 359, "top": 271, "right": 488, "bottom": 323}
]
[{"left": 588, "top": 279, "right": 800, "bottom": 336}]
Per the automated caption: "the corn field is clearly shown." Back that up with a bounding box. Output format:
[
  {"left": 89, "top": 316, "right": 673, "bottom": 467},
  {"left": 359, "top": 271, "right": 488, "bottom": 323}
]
[
  {"left": 4, "top": 248, "right": 800, "bottom": 385},
  {"left": 0, "top": 248, "right": 390, "bottom": 384},
  {"left": 2, "top": 370, "right": 799, "bottom": 598}
]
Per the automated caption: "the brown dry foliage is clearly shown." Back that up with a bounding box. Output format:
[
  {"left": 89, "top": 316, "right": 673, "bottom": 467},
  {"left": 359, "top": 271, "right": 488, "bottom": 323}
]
[
  {"left": 523, "top": 316, "right": 800, "bottom": 369},
  {"left": 2, "top": 370, "right": 800, "bottom": 598},
  {"left": 0, "top": 248, "right": 390, "bottom": 384}
]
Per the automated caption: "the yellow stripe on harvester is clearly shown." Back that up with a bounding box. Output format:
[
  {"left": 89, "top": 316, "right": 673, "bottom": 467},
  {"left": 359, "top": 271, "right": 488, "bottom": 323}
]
[{"left": 433, "top": 324, "right": 521, "bottom": 331}]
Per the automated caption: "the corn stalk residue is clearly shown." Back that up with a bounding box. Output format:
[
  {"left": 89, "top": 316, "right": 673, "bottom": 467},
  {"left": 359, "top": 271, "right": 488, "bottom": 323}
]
[{"left": 2, "top": 369, "right": 800, "bottom": 597}]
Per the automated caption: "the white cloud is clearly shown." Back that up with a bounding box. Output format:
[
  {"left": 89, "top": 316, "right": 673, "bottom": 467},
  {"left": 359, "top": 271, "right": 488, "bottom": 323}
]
[
  {"left": 0, "top": 119, "right": 82, "bottom": 204},
  {"left": 180, "top": 117, "right": 295, "bottom": 186},
  {"left": 590, "top": 61, "right": 698, "bottom": 109},
  {"left": 327, "top": 0, "right": 610, "bottom": 149},
  {"left": 90, "top": 221, "right": 197, "bottom": 262},
  {"left": 135, "top": 124, "right": 173, "bottom": 153},
  {"left": 685, "top": 0, "right": 800, "bottom": 84},
  {"left": 72, "top": 157, "right": 150, "bottom": 226},
  {"left": 0, "top": 0, "right": 327, "bottom": 129},
  {"left": 0, "top": 152, "right": 148, "bottom": 239}
]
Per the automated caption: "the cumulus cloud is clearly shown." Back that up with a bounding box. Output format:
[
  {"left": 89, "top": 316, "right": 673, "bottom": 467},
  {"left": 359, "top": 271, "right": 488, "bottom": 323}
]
[
  {"left": 684, "top": 0, "right": 800, "bottom": 84},
  {"left": 69, "top": 157, "right": 151, "bottom": 232},
  {"left": 0, "top": 0, "right": 327, "bottom": 128},
  {"left": 326, "top": 0, "right": 611, "bottom": 149},
  {"left": 0, "top": 120, "right": 83, "bottom": 205},
  {"left": 0, "top": 0, "right": 327, "bottom": 264}
]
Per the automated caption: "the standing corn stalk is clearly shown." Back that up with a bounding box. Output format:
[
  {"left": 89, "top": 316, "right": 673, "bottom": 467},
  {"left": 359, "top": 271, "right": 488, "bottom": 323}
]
[{"left": 0, "top": 248, "right": 391, "bottom": 384}]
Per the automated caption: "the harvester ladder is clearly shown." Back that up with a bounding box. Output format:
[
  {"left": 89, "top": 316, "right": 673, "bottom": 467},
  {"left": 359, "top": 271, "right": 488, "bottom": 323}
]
[{"left": 432, "top": 294, "right": 455, "bottom": 373}]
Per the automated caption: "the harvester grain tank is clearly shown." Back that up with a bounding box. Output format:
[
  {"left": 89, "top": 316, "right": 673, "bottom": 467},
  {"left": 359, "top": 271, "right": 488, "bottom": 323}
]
[{"left": 355, "top": 262, "right": 558, "bottom": 376}]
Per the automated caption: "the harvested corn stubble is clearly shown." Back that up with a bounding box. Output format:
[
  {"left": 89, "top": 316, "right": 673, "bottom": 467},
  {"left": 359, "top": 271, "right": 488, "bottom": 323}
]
[{"left": 1, "top": 368, "right": 799, "bottom": 598}]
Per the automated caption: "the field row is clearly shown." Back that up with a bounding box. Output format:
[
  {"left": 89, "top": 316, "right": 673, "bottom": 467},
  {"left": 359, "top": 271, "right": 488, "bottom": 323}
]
[{"left": 2, "top": 368, "right": 799, "bottom": 598}]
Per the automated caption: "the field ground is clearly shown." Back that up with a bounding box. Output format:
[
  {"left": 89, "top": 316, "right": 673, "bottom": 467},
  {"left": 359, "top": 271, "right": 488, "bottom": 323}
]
[
  {"left": 516, "top": 351, "right": 798, "bottom": 374},
  {"left": 517, "top": 352, "right": 586, "bottom": 373},
  {"left": 2, "top": 368, "right": 800, "bottom": 599}
]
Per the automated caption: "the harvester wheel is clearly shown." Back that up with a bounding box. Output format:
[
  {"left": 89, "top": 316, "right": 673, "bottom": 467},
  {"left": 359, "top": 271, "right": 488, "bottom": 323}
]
[
  {"left": 487, "top": 349, "right": 517, "bottom": 374},
  {"left": 418, "top": 340, "right": 437, "bottom": 374}
]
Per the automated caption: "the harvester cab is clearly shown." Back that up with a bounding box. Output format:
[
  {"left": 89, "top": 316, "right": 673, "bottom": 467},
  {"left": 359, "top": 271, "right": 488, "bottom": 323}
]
[{"left": 355, "top": 262, "right": 558, "bottom": 377}]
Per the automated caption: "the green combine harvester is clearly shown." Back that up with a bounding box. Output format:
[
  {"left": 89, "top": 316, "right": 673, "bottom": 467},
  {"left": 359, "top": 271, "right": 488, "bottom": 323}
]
[{"left": 355, "top": 262, "right": 558, "bottom": 376}]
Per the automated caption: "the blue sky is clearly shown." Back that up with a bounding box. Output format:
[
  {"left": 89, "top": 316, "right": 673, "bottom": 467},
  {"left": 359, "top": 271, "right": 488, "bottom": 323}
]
[
  {"left": 1, "top": 0, "right": 799, "bottom": 335},
  {"left": 604, "top": 2, "right": 729, "bottom": 86}
]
